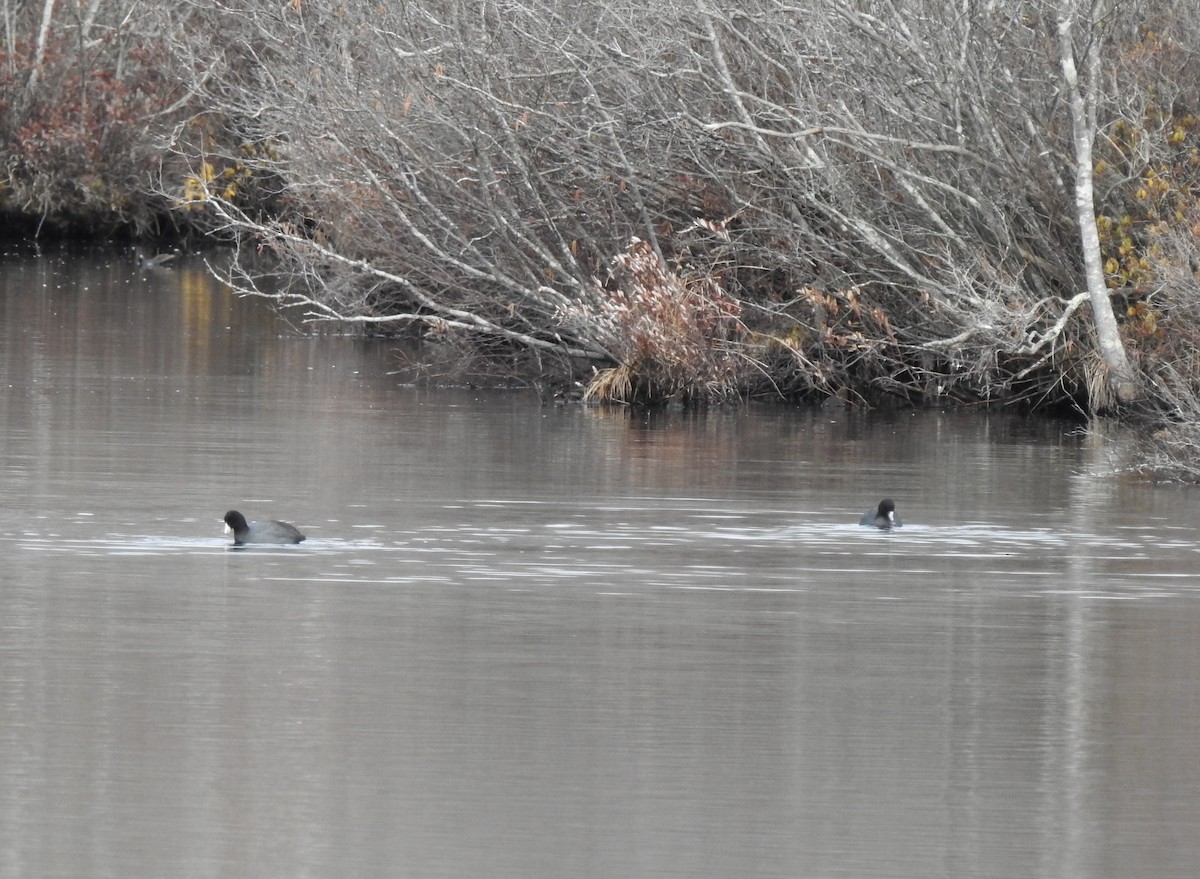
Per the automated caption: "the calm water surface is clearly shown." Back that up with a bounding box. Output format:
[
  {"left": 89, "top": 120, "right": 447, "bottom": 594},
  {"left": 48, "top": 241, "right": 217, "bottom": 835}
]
[{"left": 2, "top": 249, "right": 1200, "bottom": 878}]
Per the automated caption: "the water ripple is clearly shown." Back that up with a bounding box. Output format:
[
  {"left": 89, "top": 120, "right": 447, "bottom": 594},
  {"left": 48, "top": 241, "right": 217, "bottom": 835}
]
[{"left": 6, "top": 513, "right": 1195, "bottom": 598}]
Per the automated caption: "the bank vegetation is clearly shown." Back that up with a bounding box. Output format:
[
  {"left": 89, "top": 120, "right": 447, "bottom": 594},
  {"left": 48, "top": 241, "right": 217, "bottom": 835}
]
[{"left": 6, "top": 0, "right": 1200, "bottom": 476}]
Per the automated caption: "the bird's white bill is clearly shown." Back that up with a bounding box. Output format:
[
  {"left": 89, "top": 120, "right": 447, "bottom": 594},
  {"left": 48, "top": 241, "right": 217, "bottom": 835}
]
[{"left": 224, "top": 523, "right": 232, "bottom": 534}]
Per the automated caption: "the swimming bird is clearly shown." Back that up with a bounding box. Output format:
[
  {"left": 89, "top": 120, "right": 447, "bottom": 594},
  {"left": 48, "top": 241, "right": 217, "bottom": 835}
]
[
  {"left": 134, "top": 247, "right": 178, "bottom": 270},
  {"left": 223, "top": 510, "right": 306, "bottom": 545},
  {"left": 859, "top": 498, "right": 902, "bottom": 529}
]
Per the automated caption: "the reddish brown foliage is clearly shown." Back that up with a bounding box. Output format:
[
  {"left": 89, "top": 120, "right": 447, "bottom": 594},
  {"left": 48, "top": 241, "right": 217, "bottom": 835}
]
[{"left": 0, "top": 33, "right": 181, "bottom": 232}]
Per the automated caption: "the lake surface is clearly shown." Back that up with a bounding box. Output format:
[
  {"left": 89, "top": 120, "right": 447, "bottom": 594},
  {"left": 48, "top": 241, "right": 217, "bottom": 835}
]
[{"left": 2, "top": 247, "right": 1200, "bottom": 878}]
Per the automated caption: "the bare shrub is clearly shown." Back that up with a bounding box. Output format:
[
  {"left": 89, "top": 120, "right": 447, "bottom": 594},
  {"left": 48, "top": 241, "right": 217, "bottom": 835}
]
[
  {"left": 167, "top": 0, "right": 1117, "bottom": 404},
  {"left": 15, "top": 0, "right": 1200, "bottom": 432},
  {"left": 0, "top": 31, "right": 181, "bottom": 233}
]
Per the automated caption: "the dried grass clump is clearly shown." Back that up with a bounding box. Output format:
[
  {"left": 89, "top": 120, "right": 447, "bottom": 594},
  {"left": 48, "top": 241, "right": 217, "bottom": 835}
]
[
  {"left": 580, "top": 238, "right": 748, "bottom": 404},
  {"left": 1084, "top": 352, "right": 1118, "bottom": 415},
  {"left": 582, "top": 363, "right": 635, "bottom": 405}
]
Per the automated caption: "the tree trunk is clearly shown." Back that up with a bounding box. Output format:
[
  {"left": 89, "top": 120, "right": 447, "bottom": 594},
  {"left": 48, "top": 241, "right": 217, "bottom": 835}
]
[
  {"left": 25, "top": 0, "right": 56, "bottom": 95},
  {"left": 1055, "top": 0, "right": 1140, "bottom": 406}
]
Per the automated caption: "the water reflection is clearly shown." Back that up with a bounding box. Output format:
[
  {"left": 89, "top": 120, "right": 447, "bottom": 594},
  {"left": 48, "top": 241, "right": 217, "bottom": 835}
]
[{"left": 2, "top": 250, "right": 1200, "bottom": 878}]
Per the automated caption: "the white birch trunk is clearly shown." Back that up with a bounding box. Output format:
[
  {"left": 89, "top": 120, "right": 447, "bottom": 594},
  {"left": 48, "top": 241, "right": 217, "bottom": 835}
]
[
  {"left": 25, "top": 0, "right": 56, "bottom": 95},
  {"left": 1056, "top": 0, "right": 1140, "bottom": 406}
]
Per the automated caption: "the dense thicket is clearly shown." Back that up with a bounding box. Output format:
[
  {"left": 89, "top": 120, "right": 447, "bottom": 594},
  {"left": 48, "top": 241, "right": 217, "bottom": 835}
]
[{"left": 6, "top": 0, "right": 1200, "bottom": 473}]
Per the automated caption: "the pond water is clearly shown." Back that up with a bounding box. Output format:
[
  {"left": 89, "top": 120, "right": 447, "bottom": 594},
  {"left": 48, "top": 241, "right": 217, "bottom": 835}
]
[{"left": 2, "top": 248, "right": 1200, "bottom": 878}]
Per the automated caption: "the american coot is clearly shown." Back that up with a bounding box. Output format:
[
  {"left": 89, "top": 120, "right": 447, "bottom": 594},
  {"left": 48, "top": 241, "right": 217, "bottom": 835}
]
[
  {"left": 859, "top": 498, "right": 902, "bottom": 529},
  {"left": 224, "top": 510, "right": 306, "bottom": 545}
]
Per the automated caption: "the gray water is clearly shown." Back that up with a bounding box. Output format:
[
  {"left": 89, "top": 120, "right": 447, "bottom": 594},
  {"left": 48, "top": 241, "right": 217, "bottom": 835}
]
[{"left": 2, "top": 248, "right": 1200, "bottom": 878}]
